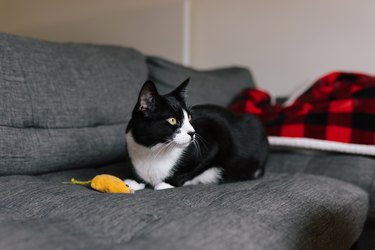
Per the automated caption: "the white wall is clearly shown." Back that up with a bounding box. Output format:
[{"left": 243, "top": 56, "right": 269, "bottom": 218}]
[
  {"left": 191, "top": 0, "right": 375, "bottom": 95},
  {"left": 2, "top": 0, "right": 375, "bottom": 96},
  {"left": 0, "top": 0, "right": 186, "bottom": 63}
]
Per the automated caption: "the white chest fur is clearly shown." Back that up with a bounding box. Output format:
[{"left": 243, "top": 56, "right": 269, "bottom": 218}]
[{"left": 126, "top": 132, "right": 184, "bottom": 187}]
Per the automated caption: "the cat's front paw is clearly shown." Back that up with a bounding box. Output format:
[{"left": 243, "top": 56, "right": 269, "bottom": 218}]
[
  {"left": 124, "top": 179, "right": 146, "bottom": 191},
  {"left": 154, "top": 182, "right": 174, "bottom": 190}
]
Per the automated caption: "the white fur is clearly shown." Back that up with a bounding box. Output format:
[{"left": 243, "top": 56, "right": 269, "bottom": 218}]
[
  {"left": 183, "top": 167, "right": 223, "bottom": 186},
  {"left": 173, "top": 110, "right": 195, "bottom": 146},
  {"left": 126, "top": 109, "right": 196, "bottom": 189},
  {"left": 123, "top": 179, "right": 145, "bottom": 191},
  {"left": 126, "top": 133, "right": 182, "bottom": 187},
  {"left": 154, "top": 182, "right": 174, "bottom": 190},
  {"left": 253, "top": 169, "right": 263, "bottom": 179}
]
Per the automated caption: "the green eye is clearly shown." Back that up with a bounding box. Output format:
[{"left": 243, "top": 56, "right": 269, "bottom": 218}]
[
  {"left": 167, "top": 117, "right": 177, "bottom": 125},
  {"left": 188, "top": 114, "right": 192, "bottom": 121}
]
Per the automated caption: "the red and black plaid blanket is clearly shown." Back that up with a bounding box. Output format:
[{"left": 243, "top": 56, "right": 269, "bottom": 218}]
[{"left": 229, "top": 71, "right": 375, "bottom": 155}]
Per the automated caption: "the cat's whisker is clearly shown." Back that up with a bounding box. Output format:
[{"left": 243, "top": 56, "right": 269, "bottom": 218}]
[
  {"left": 193, "top": 139, "right": 198, "bottom": 156},
  {"left": 197, "top": 133, "right": 208, "bottom": 144},
  {"left": 150, "top": 146, "right": 164, "bottom": 162},
  {"left": 151, "top": 140, "right": 173, "bottom": 161},
  {"left": 191, "top": 137, "right": 202, "bottom": 159},
  {"left": 196, "top": 141, "right": 202, "bottom": 159},
  {"left": 195, "top": 133, "right": 208, "bottom": 152},
  {"left": 191, "top": 140, "right": 198, "bottom": 158}
]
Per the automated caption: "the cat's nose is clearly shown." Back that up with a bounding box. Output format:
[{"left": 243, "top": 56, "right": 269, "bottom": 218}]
[{"left": 188, "top": 131, "right": 195, "bottom": 139}]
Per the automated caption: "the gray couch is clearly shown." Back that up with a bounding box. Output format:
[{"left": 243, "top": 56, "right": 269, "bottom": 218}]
[{"left": 0, "top": 32, "right": 372, "bottom": 250}]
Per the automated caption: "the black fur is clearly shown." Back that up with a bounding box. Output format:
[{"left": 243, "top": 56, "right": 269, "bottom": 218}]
[
  {"left": 167, "top": 104, "right": 269, "bottom": 186},
  {"left": 127, "top": 79, "right": 269, "bottom": 187},
  {"left": 126, "top": 79, "right": 190, "bottom": 147}
]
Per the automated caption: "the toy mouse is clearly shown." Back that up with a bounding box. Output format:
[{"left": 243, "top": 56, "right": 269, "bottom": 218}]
[{"left": 69, "top": 174, "right": 134, "bottom": 194}]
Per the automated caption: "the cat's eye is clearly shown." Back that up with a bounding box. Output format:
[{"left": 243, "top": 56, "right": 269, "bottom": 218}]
[
  {"left": 167, "top": 117, "right": 177, "bottom": 125},
  {"left": 188, "top": 114, "right": 192, "bottom": 121}
]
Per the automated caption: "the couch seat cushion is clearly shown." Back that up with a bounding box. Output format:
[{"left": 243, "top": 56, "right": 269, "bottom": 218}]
[
  {"left": 267, "top": 151, "right": 375, "bottom": 222},
  {"left": 0, "top": 163, "right": 368, "bottom": 250}
]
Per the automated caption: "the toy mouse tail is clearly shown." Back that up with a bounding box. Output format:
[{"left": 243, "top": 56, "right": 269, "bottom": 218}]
[{"left": 69, "top": 178, "right": 92, "bottom": 186}]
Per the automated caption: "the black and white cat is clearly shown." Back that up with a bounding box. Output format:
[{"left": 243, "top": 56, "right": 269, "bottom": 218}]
[{"left": 125, "top": 78, "right": 269, "bottom": 190}]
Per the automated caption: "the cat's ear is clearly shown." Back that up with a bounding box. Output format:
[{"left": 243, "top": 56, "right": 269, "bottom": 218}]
[
  {"left": 137, "top": 80, "right": 160, "bottom": 116},
  {"left": 170, "top": 77, "right": 190, "bottom": 102}
]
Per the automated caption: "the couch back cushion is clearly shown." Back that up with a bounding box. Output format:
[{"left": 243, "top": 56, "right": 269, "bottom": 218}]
[
  {"left": 0, "top": 33, "right": 148, "bottom": 175},
  {"left": 147, "top": 56, "right": 255, "bottom": 106}
]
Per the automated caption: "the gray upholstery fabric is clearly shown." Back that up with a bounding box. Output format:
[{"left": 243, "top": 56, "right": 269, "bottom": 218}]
[
  {"left": 0, "top": 32, "right": 371, "bottom": 250},
  {"left": 147, "top": 56, "right": 255, "bottom": 106},
  {"left": 0, "top": 124, "right": 126, "bottom": 175},
  {"left": 266, "top": 151, "right": 375, "bottom": 222},
  {"left": 0, "top": 164, "right": 368, "bottom": 250},
  {"left": 0, "top": 33, "right": 148, "bottom": 175}
]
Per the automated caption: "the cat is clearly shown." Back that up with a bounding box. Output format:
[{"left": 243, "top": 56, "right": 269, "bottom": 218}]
[{"left": 124, "top": 78, "right": 269, "bottom": 190}]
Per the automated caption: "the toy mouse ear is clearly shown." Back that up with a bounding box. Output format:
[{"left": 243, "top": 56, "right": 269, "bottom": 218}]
[
  {"left": 169, "top": 77, "right": 190, "bottom": 102},
  {"left": 137, "top": 80, "right": 160, "bottom": 115}
]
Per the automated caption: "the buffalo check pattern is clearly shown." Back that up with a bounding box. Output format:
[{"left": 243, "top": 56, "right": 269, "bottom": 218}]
[{"left": 229, "top": 72, "right": 375, "bottom": 155}]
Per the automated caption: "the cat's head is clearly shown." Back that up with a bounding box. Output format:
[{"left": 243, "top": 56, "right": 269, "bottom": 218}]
[{"left": 127, "top": 78, "right": 195, "bottom": 148}]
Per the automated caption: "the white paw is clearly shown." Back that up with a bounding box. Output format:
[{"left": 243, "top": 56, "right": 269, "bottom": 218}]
[
  {"left": 183, "top": 180, "right": 193, "bottom": 186},
  {"left": 124, "top": 179, "right": 146, "bottom": 191},
  {"left": 154, "top": 182, "right": 174, "bottom": 190},
  {"left": 183, "top": 167, "right": 223, "bottom": 186}
]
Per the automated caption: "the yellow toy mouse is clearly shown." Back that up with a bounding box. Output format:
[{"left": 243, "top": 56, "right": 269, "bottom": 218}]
[{"left": 69, "top": 174, "right": 134, "bottom": 194}]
